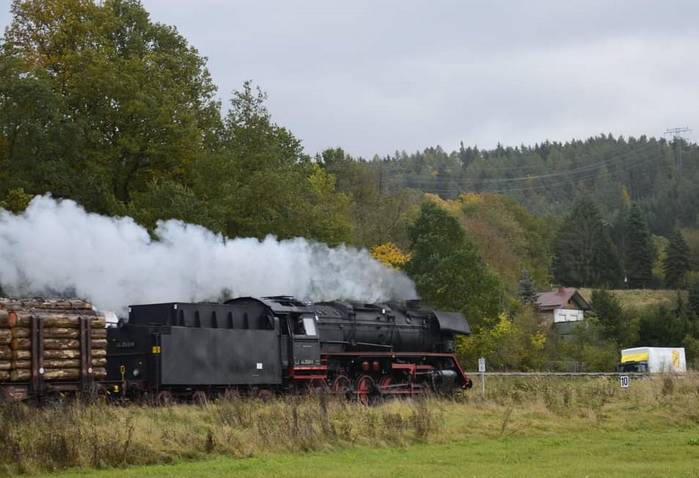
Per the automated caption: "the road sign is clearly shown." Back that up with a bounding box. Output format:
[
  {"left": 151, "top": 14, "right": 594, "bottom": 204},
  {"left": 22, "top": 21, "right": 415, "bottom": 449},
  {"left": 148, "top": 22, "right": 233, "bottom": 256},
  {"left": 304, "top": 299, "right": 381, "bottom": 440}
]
[
  {"left": 478, "top": 357, "right": 486, "bottom": 373},
  {"left": 619, "top": 375, "right": 630, "bottom": 388}
]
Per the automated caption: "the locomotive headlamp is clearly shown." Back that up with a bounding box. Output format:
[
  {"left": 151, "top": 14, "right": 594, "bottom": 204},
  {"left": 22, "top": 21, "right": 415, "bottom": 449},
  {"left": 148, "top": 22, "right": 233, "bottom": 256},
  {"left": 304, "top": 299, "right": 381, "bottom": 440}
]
[{"left": 132, "top": 369, "right": 140, "bottom": 377}]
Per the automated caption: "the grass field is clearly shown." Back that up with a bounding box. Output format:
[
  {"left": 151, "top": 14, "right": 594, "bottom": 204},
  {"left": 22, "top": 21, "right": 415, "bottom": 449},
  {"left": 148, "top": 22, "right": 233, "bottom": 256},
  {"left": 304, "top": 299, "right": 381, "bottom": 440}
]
[
  {"left": 45, "top": 428, "right": 699, "bottom": 478},
  {"left": 578, "top": 288, "right": 685, "bottom": 312},
  {"left": 2, "top": 375, "right": 698, "bottom": 477}
]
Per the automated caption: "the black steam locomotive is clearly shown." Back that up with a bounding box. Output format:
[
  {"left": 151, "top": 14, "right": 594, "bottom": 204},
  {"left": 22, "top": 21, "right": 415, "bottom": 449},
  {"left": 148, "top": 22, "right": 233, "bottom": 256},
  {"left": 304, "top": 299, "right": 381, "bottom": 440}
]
[{"left": 106, "top": 296, "right": 473, "bottom": 403}]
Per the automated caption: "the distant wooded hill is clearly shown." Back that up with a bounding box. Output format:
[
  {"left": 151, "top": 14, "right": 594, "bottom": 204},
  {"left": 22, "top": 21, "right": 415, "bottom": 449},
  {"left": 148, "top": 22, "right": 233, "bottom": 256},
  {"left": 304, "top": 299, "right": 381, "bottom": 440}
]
[{"left": 357, "top": 135, "right": 698, "bottom": 236}]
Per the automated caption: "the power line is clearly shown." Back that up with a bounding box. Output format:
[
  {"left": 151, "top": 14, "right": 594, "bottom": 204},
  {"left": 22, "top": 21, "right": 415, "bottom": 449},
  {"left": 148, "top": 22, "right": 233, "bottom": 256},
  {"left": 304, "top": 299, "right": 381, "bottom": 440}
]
[
  {"left": 395, "top": 141, "right": 661, "bottom": 193},
  {"left": 398, "top": 146, "right": 661, "bottom": 198},
  {"left": 392, "top": 136, "right": 666, "bottom": 179},
  {"left": 397, "top": 141, "right": 660, "bottom": 187},
  {"left": 663, "top": 127, "right": 692, "bottom": 173}
]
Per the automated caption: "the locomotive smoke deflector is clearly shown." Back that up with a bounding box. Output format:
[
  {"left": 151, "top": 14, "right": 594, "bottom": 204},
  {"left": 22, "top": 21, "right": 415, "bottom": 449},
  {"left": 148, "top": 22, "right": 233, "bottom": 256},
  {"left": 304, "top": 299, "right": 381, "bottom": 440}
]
[{"left": 433, "top": 311, "right": 471, "bottom": 335}]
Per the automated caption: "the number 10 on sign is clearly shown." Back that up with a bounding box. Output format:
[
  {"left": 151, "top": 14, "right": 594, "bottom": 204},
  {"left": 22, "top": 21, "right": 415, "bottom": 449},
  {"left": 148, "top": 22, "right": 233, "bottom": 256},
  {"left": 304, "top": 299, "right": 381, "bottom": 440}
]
[{"left": 620, "top": 375, "right": 629, "bottom": 388}]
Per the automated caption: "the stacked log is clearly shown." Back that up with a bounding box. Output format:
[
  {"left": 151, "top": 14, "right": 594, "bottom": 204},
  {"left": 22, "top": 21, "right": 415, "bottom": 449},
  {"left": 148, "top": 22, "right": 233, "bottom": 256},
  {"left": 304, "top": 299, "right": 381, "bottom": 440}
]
[
  {"left": 0, "top": 298, "right": 108, "bottom": 382},
  {"left": 0, "top": 309, "right": 10, "bottom": 381}
]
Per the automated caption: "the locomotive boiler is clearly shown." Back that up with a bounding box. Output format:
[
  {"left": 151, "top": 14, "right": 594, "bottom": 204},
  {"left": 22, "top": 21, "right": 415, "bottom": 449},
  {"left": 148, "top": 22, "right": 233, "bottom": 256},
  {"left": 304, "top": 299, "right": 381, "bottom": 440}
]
[{"left": 106, "top": 296, "right": 473, "bottom": 404}]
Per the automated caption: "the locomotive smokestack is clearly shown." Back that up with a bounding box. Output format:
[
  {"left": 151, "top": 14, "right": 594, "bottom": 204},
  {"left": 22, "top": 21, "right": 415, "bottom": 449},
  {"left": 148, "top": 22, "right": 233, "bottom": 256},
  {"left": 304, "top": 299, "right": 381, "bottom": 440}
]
[
  {"left": 0, "top": 196, "right": 418, "bottom": 313},
  {"left": 406, "top": 299, "right": 421, "bottom": 310}
]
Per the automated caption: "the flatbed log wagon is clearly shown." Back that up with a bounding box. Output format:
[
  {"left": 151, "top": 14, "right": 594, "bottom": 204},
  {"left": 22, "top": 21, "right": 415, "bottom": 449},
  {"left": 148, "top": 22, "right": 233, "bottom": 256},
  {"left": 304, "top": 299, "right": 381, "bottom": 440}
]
[{"left": 0, "top": 299, "right": 107, "bottom": 401}]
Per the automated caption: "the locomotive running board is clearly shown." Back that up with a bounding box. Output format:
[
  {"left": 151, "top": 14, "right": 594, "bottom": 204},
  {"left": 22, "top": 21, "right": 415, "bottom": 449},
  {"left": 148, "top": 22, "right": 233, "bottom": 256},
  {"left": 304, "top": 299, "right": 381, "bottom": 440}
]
[
  {"left": 288, "top": 365, "right": 328, "bottom": 381},
  {"left": 322, "top": 352, "right": 472, "bottom": 389}
]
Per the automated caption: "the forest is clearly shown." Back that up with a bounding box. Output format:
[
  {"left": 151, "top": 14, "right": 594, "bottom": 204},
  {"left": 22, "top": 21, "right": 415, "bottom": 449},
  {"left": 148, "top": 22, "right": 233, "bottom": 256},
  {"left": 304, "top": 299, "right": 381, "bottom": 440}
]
[{"left": 1, "top": 0, "right": 699, "bottom": 370}]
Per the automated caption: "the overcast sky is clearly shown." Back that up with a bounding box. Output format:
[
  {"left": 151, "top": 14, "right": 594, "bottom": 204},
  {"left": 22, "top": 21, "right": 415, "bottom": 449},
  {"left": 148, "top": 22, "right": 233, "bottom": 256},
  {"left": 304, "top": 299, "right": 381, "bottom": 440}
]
[{"left": 1, "top": 1, "right": 697, "bottom": 158}]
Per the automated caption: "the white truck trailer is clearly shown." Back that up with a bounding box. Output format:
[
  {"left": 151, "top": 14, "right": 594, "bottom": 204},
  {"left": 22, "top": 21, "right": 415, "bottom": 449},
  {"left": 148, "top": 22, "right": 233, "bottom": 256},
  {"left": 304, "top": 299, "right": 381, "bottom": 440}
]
[{"left": 619, "top": 347, "right": 686, "bottom": 373}]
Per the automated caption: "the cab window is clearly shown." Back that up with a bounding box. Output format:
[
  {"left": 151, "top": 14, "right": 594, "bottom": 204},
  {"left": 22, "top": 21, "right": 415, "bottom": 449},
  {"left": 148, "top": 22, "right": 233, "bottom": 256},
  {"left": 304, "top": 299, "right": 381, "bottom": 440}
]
[
  {"left": 294, "top": 317, "right": 317, "bottom": 336},
  {"left": 303, "top": 317, "right": 317, "bottom": 336}
]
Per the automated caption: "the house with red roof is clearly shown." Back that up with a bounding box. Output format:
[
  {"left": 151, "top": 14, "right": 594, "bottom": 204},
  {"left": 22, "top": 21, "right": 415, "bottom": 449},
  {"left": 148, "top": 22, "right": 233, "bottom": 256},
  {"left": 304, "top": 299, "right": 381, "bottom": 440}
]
[{"left": 535, "top": 287, "right": 592, "bottom": 334}]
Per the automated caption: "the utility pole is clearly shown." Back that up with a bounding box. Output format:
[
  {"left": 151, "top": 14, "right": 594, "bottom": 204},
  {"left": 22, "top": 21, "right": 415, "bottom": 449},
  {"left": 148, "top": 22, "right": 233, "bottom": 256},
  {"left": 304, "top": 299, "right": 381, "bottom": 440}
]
[{"left": 664, "top": 127, "right": 692, "bottom": 172}]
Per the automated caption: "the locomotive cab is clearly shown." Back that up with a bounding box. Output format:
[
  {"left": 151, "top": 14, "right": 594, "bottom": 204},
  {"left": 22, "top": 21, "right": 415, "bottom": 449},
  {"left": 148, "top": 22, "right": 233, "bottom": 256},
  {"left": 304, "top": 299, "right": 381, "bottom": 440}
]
[{"left": 289, "top": 314, "right": 321, "bottom": 367}]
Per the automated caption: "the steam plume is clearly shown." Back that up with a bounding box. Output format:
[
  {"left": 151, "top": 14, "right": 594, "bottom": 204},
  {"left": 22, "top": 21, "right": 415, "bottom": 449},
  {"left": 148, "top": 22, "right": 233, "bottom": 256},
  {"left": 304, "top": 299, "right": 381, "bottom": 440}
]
[{"left": 0, "top": 196, "right": 417, "bottom": 313}]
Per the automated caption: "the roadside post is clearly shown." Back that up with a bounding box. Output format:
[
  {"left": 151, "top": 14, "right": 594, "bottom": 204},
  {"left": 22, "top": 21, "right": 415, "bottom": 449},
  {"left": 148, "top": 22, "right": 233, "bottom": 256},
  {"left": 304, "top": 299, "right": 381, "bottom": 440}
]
[
  {"left": 478, "top": 357, "right": 486, "bottom": 397},
  {"left": 619, "top": 375, "right": 629, "bottom": 389}
]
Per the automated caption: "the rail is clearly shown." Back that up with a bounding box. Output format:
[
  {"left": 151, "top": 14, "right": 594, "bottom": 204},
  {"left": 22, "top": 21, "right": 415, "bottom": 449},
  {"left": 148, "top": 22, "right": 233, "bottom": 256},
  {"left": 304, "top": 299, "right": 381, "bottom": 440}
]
[{"left": 465, "top": 371, "right": 650, "bottom": 377}]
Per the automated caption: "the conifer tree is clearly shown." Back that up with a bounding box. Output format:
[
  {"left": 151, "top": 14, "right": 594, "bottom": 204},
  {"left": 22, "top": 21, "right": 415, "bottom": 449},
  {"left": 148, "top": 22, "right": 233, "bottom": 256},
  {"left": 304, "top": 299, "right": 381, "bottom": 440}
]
[
  {"left": 591, "top": 289, "right": 626, "bottom": 344},
  {"left": 624, "top": 204, "right": 655, "bottom": 288},
  {"left": 517, "top": 269, "right": 538, "bottom": 305},
  {"left": 552, "top": 198, "right": 623, "bottom": 288},
  {"left": 664, "top": 230, "right": 691, "bottom": 288},
  {"left": 689, "top": 278, "right": 699, "bottom": 317}
]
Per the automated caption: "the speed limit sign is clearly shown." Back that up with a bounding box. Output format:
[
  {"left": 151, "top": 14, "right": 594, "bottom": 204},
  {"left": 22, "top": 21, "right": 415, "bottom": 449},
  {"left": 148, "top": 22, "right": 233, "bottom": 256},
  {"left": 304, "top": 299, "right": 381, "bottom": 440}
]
[{"left": 619, "top": 375, "right": 630, "bottom": 388}]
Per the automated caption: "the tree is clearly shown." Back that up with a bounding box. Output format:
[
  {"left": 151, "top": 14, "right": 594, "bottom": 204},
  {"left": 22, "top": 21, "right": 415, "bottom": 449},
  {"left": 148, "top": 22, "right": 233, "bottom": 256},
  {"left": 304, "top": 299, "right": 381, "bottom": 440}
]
[
  {"left": 1, "top": 0, "right": 221, "bottom": 211},
  {"left": 190, "top": 83, "right": 353, "bottom": 244},
  {"left": 552, "top": 198, "right": 623, "bottom": 288},
  {"left": 456, "top": 307, "right": 547, "bottom": 371},
  {"left": 591, "top": 289, "right": 628, "bottom": 344},
  {"left": 555, "top": 318, "right": 619, "bottom": 371},
  {"left": 371, "top": 242, "right": 411, "bottom": 269},
  {"left": 664, "top": 230, "right": 691, "bottom": 289},
  {"left": 320, "top": 147, "right": 420, "bottom": 247},
  {"left": 455, "top": 193, "right": 552, "bottom": 292},
  {"left": 0, "top": 188, "right": 32, "bottom": 213},
  {"left": 689, "top": 277, "right": 699, "bottom": 318},
  {"left": 638, "top": 299, "right": 692, "bottom": 347},
  {"left": 208, "top": 81, "right": 308, "bottom": 238},
  {"left": 405, "top": 201, "right": 501, "bottom": 327},
  {"left": 517, "top": 269, "right": 538, "bottom": 305},
  {"left": 299, "top": 165, "right": 354, "bottom": 245},
  {"left": 624, "top": 204, "right": 655, "bottom": 288}
]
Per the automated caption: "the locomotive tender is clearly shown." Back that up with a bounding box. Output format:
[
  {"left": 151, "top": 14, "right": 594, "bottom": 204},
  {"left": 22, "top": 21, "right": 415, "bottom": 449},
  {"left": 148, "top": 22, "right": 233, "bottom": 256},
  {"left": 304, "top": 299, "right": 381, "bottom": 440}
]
[{"left": 107, "top": 296, "right": 473, "bottom": 403}]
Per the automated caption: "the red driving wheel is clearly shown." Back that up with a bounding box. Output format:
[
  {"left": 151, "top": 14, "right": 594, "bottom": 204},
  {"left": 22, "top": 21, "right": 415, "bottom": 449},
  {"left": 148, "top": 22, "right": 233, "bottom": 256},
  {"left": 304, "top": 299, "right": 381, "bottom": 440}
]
[
  {"left": 379, "top": 375, "right": 394, "bottom": 393},
  {"left": 355, "top": 375, "right": 375, "bottom": 406},
  {"left": 331, "top": 375, "right": 351, "bottom": 394}
]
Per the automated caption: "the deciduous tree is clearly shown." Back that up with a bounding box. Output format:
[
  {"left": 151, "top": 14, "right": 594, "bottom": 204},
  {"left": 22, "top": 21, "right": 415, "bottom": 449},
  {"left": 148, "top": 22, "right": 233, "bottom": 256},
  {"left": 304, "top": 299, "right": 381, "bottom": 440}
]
[
  {"left": 371, "top": 242, "right": 411, "bottom": 269},
  {"left": 1, "top": 0, "right": 221, "bottom": 211},
  {"left": 190, "top": 83, "right": 353, "bottom": 244},
  {"left": 405, "top": 201, "right": 501, "bottom": 327}
]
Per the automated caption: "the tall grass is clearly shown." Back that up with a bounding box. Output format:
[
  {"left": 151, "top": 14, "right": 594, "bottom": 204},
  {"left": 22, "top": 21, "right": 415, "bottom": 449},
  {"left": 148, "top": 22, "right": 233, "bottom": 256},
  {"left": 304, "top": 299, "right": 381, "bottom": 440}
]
[
  {"left": 0, "top": 394, "right": 442, "bottom": 475},
  {"left": 0, "top": 374, "right": 697, "bottom": 475}
]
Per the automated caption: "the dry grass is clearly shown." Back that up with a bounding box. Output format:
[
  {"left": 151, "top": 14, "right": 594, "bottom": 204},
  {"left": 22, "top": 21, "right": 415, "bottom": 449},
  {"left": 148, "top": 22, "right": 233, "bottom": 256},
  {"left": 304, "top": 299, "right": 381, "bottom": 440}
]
[
  {"left": 0, "top": 393, "right": 443, "bottom": 475},
  {"left": 578, "top": 288, "right": 686, "bottom": 312},
  {"left": 1, "top": 374, "right": 698, "bottom": 475}
]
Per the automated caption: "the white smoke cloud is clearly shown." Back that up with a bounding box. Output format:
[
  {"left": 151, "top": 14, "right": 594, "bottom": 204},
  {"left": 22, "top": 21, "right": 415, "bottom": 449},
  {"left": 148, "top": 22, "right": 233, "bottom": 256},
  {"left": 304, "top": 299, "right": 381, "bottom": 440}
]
[{"left": 0, "top": 196, "right": 417, "bottom": 313}]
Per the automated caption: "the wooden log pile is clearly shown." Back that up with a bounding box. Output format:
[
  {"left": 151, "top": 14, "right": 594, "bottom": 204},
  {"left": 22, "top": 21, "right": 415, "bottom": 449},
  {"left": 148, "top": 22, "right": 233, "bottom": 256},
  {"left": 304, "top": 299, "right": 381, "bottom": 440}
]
[{"left": 0, "top": 298, "right": 108, "bottom": 382}]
